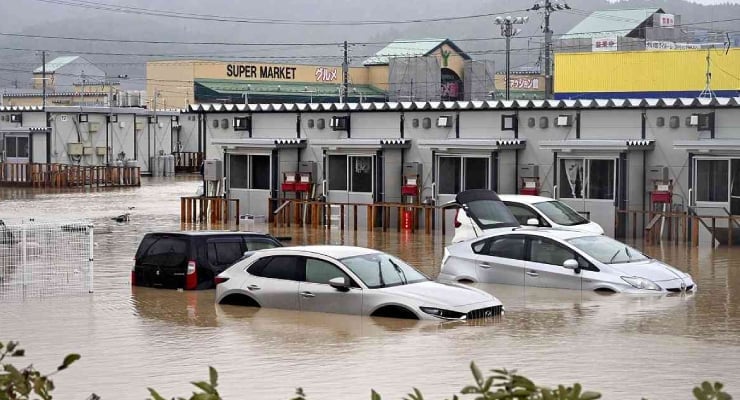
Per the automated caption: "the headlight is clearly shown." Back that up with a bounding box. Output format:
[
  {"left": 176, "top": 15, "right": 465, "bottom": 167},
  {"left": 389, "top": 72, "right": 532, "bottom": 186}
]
[
  {"left": 420, "top": 306, "right": 465, "bottom": 319},
  {"left": 621, "top": 276, "right": 661, "bottom": 291}
]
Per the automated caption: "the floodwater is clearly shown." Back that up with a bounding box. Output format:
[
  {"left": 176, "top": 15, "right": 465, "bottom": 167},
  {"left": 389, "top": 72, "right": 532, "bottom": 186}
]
[{"left": 1, "top": 177, "right": 739, "bottom": 400}]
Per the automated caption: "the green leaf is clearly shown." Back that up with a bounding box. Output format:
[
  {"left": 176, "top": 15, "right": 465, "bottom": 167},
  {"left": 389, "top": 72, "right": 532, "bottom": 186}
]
[
  {"left": 701, "top": 382, "right": 713, "bottom": 394},
  {"left": 371, "top": 389, "right": 382, "bottom": 400},
  {"left": 58, "top": 353, "right": 81, "bottom": 371},
  {"left": 191, "top": 380, "right": 216, "bottom": 394},
  {"left": 581, "top": 391, "right": 602, "bottom": 400},
  {"left": 471, "top": 362, "right": 483, "bottom": 386},
  {"left": 147, "top": 388, "right": 168, "bottom": 400},
  {"left": 461, "top": 385, "right": 480, "bottom": 394},
  {"left": 209, "top": 366, "right": 218, "bottom": 387},
  {"left": 11, "top": 349, "right": 25, "bottom": 357},
  {"left": 6, "top": 341, "right": 17, "bottom": 353}
]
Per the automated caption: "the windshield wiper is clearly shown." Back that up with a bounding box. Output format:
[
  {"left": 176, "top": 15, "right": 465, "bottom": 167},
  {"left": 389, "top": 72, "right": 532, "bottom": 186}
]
[
  {"left": 389, "top": 258, "right": 407, "bottom": 285},
  {"left": 624, "top": 246, "right": 632, "bottom": 261},
  {"left": 377, "top": 258, "right": 386, "bottom": 288},
  {"left": 609, "top": 249, "right": 621, "bottom": 263}
]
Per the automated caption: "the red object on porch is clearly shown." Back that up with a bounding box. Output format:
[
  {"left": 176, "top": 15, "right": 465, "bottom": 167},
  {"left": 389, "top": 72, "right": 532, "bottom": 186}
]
[
  {"left": 294, "top": 183, "right": 311, "bottom": 192},
  {"left": 402, "top": 210, "right": 413, "bottom": 231},
  {"left": 651, "top": 191, "right": 672, "bottom": 203},
  {"left": 401, "top": 185, "right": 418, "bottom": 196},
  {"left": 281, "top": 183, "right": 295, "bottom": 192},
  {"left": 520, "top": 187, "right": 539, "bottom": 196}
]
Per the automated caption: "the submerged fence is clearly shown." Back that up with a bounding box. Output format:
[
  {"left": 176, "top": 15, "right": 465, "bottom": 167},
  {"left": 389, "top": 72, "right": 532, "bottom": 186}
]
[
  {"left": 0, "top": 162, "right": 141, "bottom": 188},
  {"left": 0, "top": 219, "right": 93, "bottom": 299}
]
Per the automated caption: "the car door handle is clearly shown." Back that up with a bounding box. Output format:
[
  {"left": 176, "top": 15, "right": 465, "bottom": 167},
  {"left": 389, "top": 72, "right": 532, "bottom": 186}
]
[
  {"left": 478, "top": 264, "right": 492, "bottom": 269},
  {"left": 526, "top": 271, "right": 539, "bottom": 277},
  {"left": 247, "top": 284, "right": 261, "bottom": 291},
  {"left": 300, "top": 291, "right": 315, "bottom": 298}
]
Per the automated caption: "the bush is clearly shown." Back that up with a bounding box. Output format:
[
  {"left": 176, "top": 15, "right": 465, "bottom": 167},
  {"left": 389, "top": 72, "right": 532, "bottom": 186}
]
[{"left": 0, "top": 341, "right": 80, "bottom": 400}]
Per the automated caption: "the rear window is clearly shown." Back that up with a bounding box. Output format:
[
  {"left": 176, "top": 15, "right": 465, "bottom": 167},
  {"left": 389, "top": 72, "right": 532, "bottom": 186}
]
[
  {"left": 207, "top": 239, "right": 243, "bottom": 267},
  {"left": 244, "top": 237, "right": 281, "bottom": 251},
  {"left": 138, "top": 237, "right": 189, "bottom": 267},
  {"left": 248, "top": 256, "right": 300, "bottom": 281},
  {"left": 465, "top": 200, "right": 519, "bottom": 230}
]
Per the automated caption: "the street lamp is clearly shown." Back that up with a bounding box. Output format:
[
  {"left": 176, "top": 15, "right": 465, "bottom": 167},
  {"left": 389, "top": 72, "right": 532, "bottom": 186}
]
[{"left": 495, "top": 15, "right": 529, "bottom": 101}]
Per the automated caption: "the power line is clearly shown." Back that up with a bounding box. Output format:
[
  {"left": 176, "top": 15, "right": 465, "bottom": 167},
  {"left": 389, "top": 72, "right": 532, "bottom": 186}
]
[{"left": 30, "top": 0, "right": 528, "bottom": 26}]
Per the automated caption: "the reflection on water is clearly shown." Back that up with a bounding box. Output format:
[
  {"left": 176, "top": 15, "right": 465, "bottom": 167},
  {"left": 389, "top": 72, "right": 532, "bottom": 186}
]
[{"left": 1, "top": 177, "right": 739, "bottom": 399}]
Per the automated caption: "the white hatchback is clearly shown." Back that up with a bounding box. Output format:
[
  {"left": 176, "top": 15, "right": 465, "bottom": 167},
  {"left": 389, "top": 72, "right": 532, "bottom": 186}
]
[
  {"left": 499, "top": 195, "right": 604, "bottom": 235},
  {"left": 215, "top": 246, "right": 503, "bottom": 320}
]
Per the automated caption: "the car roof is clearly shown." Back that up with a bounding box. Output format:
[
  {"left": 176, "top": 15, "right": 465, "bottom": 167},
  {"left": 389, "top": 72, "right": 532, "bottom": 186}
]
[
  {"left": 456, "top": 189, "right": 502, "bottom": 204},
  {"left": 474, "top": 227, "right": 595, "bottom": 241},
  {"left": 498, "top": 194, "right": 556, "bottom": 204},
  {"left": 255, "top": 245, "right": 380, "bottom": 259},
  {"left": 146, "top": 231, "right": 271, "bottom": 237}
]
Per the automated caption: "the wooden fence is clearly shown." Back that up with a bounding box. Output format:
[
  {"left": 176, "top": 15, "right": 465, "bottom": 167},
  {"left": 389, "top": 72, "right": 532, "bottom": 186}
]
[
  {"left": 0, "top": 163, "right": 141, "bottom": 188},
  {"left": 617, "top": 209, "right": 740, "bottom": 247},
  {"left": 181, "top": 196, "right": 240, "bottom": 226},
  {"left": 173, "top": 152, "right": 203, "bottom": 173}
]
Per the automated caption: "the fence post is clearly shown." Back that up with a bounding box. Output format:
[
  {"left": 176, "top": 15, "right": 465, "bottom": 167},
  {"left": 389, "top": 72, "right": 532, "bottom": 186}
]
[
  {"left": 21, "top": 222, "right": 27, "bottom": 295},
  {"left": 88, "top": 224, "right": 94, "bottom": 293},
  {"left": 729, "top": 216, "right": 734, "bottom": 246},
  {"left": 692, "top": 216, "right": 699, "bottom": 247},
  {"left": 353, "top": 205, "right": 358, "bottom": 231},
  {"left": 366, "top": 205, "right": 373, "bottom": 232}
]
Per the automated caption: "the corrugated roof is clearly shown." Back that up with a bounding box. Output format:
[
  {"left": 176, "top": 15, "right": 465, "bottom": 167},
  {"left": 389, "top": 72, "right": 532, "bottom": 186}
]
[
  {"left": 363, "top": 38, "right": 470, "bottom": 65},
  {"left": 562, "top": 8, "right": 662, "bottom": 39},
  {"left": 33, "top": 56, "right": 80, "bottom": 73}
]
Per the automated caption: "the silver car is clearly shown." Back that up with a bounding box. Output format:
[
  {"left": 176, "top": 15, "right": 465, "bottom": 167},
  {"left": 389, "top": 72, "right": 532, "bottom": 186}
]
[
  {"left": 215, "top": 245, "right": 503, "bottom": 320},
  {"left": 439, "top": 229, "right": 696, "bottom": 294}
]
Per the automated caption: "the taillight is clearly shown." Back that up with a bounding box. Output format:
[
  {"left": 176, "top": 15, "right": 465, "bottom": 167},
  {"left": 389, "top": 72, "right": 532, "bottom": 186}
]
[
  {"left": 131, "top": 257, "right": 137, "bottom": 286},
  {"left": 214, "top": 276, "right": 229, "bottom": 285},
  {"left": 454, "top": 209, "right": 462, "bottom": 228},
  {"left": 185, "top": 260, "right": 198, "bottom": 290}
]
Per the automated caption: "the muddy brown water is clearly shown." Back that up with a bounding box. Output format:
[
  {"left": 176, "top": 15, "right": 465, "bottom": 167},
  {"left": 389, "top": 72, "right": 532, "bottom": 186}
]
[{"left": 1, "top": 177, "right": 739, "bottom": 399}]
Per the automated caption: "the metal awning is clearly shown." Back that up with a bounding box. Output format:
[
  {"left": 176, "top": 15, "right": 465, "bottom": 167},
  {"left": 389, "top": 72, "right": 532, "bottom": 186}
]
[
  {"left": 674, "top": 139, "right": 740, "bottom": 153},
  {"left": 310, "top": 138, "right": 410, "bottom": 150},
  {"left": 212, "top": 138, "right": 306, "bottom": 149},
  {"left": 540, "top": 139, "right": 654, "bottom": 152},
  {"left": 417, "top": 138, "right": 525, "bottom": 151}
]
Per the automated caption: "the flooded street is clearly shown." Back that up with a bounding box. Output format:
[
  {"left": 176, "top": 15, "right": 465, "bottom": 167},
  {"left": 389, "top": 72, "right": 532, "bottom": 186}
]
[{"left": 1, "top": 177, "right": 739, "bottom": 400}]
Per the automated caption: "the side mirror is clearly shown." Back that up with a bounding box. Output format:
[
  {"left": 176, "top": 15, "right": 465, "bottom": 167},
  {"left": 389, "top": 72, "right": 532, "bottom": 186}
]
[
  {"left": 329, "top": 276, "right": 350, "bottom": 291},
  {"left": 563, "top": 259, "right": 579, "bottom": 270},
  {"left": 526, "top": 218, "right": 540, "bottom": 227}
]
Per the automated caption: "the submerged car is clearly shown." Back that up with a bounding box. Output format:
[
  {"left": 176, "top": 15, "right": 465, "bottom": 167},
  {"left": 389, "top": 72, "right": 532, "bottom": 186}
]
[
  {"left": 439, "top": 229, "right": 695, "bottom": 294},
  {"left": 498, "top": 194, "right": 604, "bottom": 235},
  {"left": 215, "top": 245, "right": 503, "bottom": 320},
  {"left": 445, "top": 190, "right": 604, "bottom": 243}
]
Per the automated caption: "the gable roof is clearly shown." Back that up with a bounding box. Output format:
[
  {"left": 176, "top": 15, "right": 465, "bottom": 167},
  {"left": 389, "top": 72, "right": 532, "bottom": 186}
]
[
  {"left": 34, "top": 56, "right": 80, "bottom": 73},
  {"left": 363, "top": 38, "right": 471, "bottom": 66},
  {"left": 562, "top": 8, "right": 663, "bottom": 39}
]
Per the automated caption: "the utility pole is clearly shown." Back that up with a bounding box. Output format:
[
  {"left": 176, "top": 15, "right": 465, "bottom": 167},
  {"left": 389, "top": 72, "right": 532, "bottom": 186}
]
[
  {"left": 342, "top": 40, "right": 349, "bottom": 102},
  {"left": 495, "top": 16, "right": 528, "bottom": 101},
  {"left": 41, "top": 51, "right": 46, "bottom": 108},
  {"left": 528, "top": 0, "right": 570, "bottom": 99}
]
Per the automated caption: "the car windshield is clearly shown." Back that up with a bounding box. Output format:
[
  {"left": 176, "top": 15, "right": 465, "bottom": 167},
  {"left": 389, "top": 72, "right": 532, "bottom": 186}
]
[
  {"left": 340, "top": 253, "right": 429, "bottom": 289},
  {"left": 465, "top": 200, "right": 520, "bottom": 229},
  {"left": 534, "top": 201, "right": 589, "bottom": 226},
  {"left": 567, "top": 236, "right": 648, "bottom": 264}
]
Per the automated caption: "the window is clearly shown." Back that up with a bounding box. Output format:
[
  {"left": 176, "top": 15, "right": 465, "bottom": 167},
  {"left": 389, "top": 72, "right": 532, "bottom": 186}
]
[
  {"left": 340, "top": 253, "right": 428, "bottom": 289},
  {"left": 207, "top": 240, "right": 243, "bottom": 267},
  {"left": 328, "top": 155, "right": 347, "bottom": 191},
  {"left": 476, "top": 236, "right": 526, "bottom": 260},
  {"left": 251, "top": 155, "right": 270, "bottom": 190},
  {"left": 328, "top": 155, "right": 373, "bottom": 193},
  {"left": 567, "top": 236, "right": 647, "bottom": 265},
  {"left": 229, "top": 154, "right": 270, "bottom": 190},
  {"left": 506, "top": 203, "right": 540, "bottom": 226},
  {"left": 533, "top": 201, "right": 588, "bottom": 226},
  {"left": 305, "top": 258, "right": 348, "bottom": 285},
  {"left": 4, "top": 136, "right": 29, "bottom": 158},
  {"left": 229, "top": 155, "right": 248, "bottom": 189},
  {"left": 696, "top": 159, "right": 728, "bottom": 202},
  {"left": 559, "top": 158, "right": 615, "bottom": 200},
  {"left": 529, "top": 238, "right": 575, "bottom": 266},
  {"left": 437, "top": 156, "right": 489, "bottom": 195},
  {"left": 140, "top": 237, "right": 188, "bottom": 267},
  {"left": 244, "top": 238, "right": 279, "bottom": 251},
  {"left": 350, "top": 156, "right": 373, "bottom": 193},
  {"left": 256, "top": 256, "right": 300, "bottom": 280}
]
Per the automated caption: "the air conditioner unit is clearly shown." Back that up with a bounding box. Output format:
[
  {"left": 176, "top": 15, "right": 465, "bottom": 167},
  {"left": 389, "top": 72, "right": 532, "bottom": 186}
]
[
  {"left": 330, "top": 116, "right": 349, "bottom": 131},
  {"left": 556, "top": 115, "right": 572, "bottom": 127},
  {"left": 95, "top": 146, "right": 109, "bottom": 156},
  {"left": 78, "top": 114, "right": 88, "bottom": 123},
  {"left": 88, "top": 122, "right": 101, "bottom": 132},
  {"left": 10, "top": 113, "right": 22, "bottom": 124},
  {"left": 234, "top": 116, "right": 251, "bottom": 131},
  {"left": 697, "top": 112, "right": 714, "bottom": 132},
  {"left": 689, "top": 114, "right": 699, "bottom": 126},
  {"left": 436, "top": 116, "right": 453, "bottom": 128}
]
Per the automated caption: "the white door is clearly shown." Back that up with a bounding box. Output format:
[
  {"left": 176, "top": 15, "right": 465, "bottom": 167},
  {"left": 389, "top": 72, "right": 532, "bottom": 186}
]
[
  {"left": 298, "top": 257, "right": 363, "bottom": 315},
  {"left": 473, "top": 235, "right": 526, "bottom": 285},
  {"left": 525, "top": 236, "right": 582, "bottom": 290}
]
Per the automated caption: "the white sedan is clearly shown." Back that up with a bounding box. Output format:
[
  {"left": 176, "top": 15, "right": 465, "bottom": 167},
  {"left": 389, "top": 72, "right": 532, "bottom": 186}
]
[
  {"left": 215, "top": 246, "right": 503, "bottom": 320},
  {"left": 439, "top": 229, "right": 696, "bottom": 294}
]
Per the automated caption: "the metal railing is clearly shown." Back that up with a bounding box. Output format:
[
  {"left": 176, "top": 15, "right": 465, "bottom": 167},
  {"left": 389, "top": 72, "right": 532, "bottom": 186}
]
[
  {"left": 0, "top": 163, "right": 141, "bottom": 188},
  {"left": 173, "top": 152, "right": 203, "bottom": 173}
]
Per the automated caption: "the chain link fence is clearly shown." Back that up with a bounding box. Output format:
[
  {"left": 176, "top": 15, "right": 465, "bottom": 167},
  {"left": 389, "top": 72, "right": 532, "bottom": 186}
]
[{"left": 0, "top": 219, "right": 93, "bottom": 299}]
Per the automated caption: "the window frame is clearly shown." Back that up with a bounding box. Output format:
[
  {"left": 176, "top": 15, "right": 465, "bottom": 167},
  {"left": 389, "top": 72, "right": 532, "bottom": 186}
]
[
  {"left": 504, "top": 202, "right": 547, "bottom": 226},
  {"left": 227, "top": 152, "right": 272, "bottom": 191},
  {"left": 436, "top": 154, "right": 490, "bottom": 195},
  {"left": 527, "top": 236, "right": 597, "bottom": 271},
  {"left": 558, "top": 157, "right": 616, "bottom": 201},
  {"left": 327, "top": 153, "right": 375, "bottom": 194},
  {"left": 694, "top": 157, "right": 730, "bottom": 203},
  {"left": 472, "top": 234, "right": 527, "bottom": 261}
]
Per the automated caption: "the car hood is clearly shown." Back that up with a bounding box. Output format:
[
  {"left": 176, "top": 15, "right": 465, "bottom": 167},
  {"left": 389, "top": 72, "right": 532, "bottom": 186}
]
[
  {"left": 607, "top": 259, "right": 689, "bottom": 282},
  {"left": 379, "top": 281, "right": 495, "bottom": 307}
]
